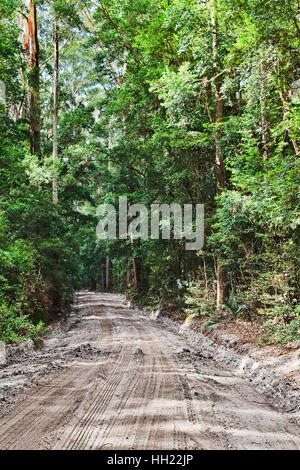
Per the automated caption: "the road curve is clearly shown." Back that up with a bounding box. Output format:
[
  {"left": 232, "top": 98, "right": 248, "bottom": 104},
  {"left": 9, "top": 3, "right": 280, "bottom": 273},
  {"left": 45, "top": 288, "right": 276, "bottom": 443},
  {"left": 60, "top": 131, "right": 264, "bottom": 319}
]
[{"left": 0, "top": 292, "right": 299, "bottom": 450}]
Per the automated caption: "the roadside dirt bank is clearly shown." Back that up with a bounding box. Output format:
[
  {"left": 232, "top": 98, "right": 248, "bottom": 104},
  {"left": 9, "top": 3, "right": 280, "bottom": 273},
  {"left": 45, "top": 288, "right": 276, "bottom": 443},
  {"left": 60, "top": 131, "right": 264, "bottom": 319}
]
[
  {"left": 0, "top": 292, "right": 299, "bottom": 450},
  {"left": 136, "top": 306, "right": 300, "bottom": 415}
]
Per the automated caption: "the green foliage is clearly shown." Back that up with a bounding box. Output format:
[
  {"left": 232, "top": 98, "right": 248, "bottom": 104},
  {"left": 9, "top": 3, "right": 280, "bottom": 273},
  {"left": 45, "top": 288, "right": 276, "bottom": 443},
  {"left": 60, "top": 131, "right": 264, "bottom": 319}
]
[
  {"left": 185, "top": 280, "right": 219, "bottom": 322},
  {"left": 0, "top": 0, "right": 299, "bottom": 347},
  {"left": 0, "top": 304, "right": 48, "bottom": 344},
  {"left": 259, "top": 319, "right": 300, "bottom": 347}
]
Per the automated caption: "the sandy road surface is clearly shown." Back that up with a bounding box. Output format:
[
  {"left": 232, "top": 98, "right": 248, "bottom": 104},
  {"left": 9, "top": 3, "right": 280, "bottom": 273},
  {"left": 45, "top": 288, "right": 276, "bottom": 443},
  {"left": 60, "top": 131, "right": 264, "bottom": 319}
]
[{"left": 0, "top": 292, "right": 299, "bottom": 450}]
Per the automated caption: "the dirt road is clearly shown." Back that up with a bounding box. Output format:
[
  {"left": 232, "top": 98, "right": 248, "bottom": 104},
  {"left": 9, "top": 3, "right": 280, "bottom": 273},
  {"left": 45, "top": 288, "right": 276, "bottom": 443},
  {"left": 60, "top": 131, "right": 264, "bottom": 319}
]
[{"left": 0, "top": 292, "right": 299, "bottom": 450}]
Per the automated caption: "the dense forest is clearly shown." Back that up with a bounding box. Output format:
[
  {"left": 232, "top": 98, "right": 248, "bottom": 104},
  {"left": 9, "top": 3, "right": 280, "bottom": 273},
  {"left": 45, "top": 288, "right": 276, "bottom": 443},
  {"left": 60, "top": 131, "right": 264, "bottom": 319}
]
[{"left": 0, "top": 0, "right": 299, "bottom": 346}]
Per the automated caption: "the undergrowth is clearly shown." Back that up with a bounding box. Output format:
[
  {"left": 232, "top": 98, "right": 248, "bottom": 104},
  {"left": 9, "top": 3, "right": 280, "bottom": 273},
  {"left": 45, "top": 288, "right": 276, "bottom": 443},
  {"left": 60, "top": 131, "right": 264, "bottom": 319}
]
[{"left": 0, "top": 304, "right": 49, "bottom": 344}]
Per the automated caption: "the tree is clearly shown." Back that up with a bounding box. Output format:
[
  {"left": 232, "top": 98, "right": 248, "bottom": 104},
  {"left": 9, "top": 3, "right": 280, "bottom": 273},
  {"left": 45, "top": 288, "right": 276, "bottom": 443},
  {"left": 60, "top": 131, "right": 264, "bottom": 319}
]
[
  {"left": 21, "top": 0, "right": 41, "bottom": 154},
  {"left": 0, "top": 0, "right": 299, "bottom": 346},
  {"left": 210, "top": 0, "right": 227, "bottom": 311},
  {"left": 52, "top": 22, "right": 59, "bottom": 204}
]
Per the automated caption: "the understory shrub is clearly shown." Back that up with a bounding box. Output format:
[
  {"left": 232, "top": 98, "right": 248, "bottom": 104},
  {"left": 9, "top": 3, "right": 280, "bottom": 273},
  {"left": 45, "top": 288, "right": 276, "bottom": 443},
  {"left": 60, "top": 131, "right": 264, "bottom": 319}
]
[{"left": 0, "top": 304, "right": 48, "bottom": 344}]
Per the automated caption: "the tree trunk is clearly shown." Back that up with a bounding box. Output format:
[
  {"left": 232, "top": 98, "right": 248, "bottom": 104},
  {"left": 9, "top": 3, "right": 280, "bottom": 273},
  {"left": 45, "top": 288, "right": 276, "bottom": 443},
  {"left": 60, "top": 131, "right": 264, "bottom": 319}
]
[
  {"left": 214, "top": 82, "right": 226, "bottom": 195},
  {"left": 127, "top": 261, "right": 133, "bottom": 288},
  {"left": 133, "top": 258, "right": 142, "bottom": 292},
  {"left": 52, "top": 24, "right": 59, "bottom": 204},
  {"left": 202, "top": 254, "right": 208, "bottom": 292},
  {"left": 106, "top": 257, "right": 113, "bottom": 292},
  {"left": 90, "top": 278, "right": 96, "bottom": 291},
  {"left": 211, "top": 1, "right": 225, "bottom": 196},
  {"left": 22, "top": 0, "right": 41, "bottom": 154},
  {"left": 101, "top": 264, "right": 105, "bottom": 291},
  {"left": 211, "top": 0, "right": 226, "bottom": 311}
]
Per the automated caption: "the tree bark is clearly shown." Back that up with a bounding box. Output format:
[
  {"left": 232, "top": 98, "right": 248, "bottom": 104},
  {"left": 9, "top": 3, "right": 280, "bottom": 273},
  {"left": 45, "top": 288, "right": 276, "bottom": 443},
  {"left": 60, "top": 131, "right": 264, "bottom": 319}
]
[
  {"left": 133, "top": 258, "right": 142, "bottom": 292},
  {"left": 22, "top": 0, "right": 41, "bottom": 154},
  {"left": 52, "top": 24, "right": 59, "bottom": 205},
  {"left": 101, "top": 264, "right": 105, "bottom": 291},
  {"left": 106, "top": 257, "right": 113, "bottom": 292},
  {"left": 211, "top": 1, "right": 225, "bottom": 196},
  {"left": 203, "top": 254, "right": 208, "bottom": 292},
  {"left": 127, "top": 261, "right": 133, "bottom": 288}
]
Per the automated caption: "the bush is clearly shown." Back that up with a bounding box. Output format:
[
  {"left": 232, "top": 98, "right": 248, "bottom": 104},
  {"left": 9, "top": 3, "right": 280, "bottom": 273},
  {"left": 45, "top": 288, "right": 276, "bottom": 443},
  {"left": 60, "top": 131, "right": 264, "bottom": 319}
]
[
  {"left": 184, "top": 280, "right": 219, "bottom": 322},
  {"left": 0, "top": 304, "right": 49, "bottom": 344},
  {"left": 259, "top": 318, "right": 300, "bottom": 346}
]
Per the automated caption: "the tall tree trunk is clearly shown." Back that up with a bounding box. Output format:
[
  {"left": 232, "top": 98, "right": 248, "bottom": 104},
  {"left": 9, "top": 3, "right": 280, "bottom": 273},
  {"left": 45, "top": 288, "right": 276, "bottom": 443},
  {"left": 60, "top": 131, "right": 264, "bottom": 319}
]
[
  {"left": 133, "top": 258, "right": 142, "bottom": 292},
  {"left": 22, "top": 0, "right": 41, "bottom": 154},
  {"left": 101, "top": 263, "right": 105, "bottom": 291},
  {"left": 203, "top": 254, "right": 208, "bottom": 292},
  {"left": 211, "top": 1, "right": 225, "bottom": 196},
  {"left": 52, "top": 24, "right": 59, "bottom": 205},
  {"left": 106, "top": 257, "right": 113, "bottom": 292},
  {"left": 211, "top": 0, "right": 227, "bottom": 311},
  {"left": 127, "top": 261, "right": 133, "bottom": 288},
  {"left": 104, "top": 121, "right": 114, "bottom": 290}
]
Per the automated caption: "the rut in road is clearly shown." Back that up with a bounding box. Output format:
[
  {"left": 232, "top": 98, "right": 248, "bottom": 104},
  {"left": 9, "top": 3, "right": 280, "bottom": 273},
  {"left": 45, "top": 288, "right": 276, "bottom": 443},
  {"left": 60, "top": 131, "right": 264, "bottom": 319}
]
[{"left": 0, "top": 292, "right": 299, "bottom": 450}]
